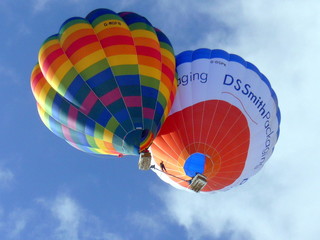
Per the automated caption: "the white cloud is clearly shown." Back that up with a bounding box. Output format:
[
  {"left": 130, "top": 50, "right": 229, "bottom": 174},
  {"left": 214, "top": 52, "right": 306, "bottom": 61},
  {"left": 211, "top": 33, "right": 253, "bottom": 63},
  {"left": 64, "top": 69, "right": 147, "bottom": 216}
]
[
  {"left": 32, "top": 0, "right": 52, "bottom": 13},
  {"left": 37, "top": 193, "right": 123, "bottom": 240},
  {"left": 0, "top": 167, "right": 14, "bottom": 188},
  {"left": 0, "top": 208, "right": 34, "bottom": 240},
  {"left": 117, "top": 0, "right": 141, "bottom": 9},
  {"left": 127, "top": 211, "right": 166, "bottom": 239},
  {"left": 50, "top": 194, "right": 83, "bottom": 240},
  {"left": 0, "top": 193, "right": 123, "bottom": 240},
  {"left": 6, "top": 209, "right": 33, "bottom": 239},
  {"left": 155, "top": 1, "right": 320, "bottom": 240},
  {"left": 130, "top": 211, "right": 158, "bottom": 228},
  {"left": 160, "top": 159, "right": 320, "bottom": 240},
  {"left": 32, "top": 0, "right": 84, "bottom": 13},
  {"left": 0, "top": 65, "right": 19, "bottom": 86}
]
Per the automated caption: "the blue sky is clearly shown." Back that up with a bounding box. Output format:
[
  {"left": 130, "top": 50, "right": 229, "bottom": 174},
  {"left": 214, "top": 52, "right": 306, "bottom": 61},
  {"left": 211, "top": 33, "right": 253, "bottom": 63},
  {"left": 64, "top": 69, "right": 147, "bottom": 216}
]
[{"left": 1, "top": 0, "right": 320, "bottom": 240}]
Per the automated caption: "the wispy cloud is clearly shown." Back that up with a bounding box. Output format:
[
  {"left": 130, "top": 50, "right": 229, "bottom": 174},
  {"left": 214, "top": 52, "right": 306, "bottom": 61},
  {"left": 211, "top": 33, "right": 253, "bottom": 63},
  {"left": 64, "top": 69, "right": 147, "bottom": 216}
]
[
  {"left": 31, "top": 0, "right": 85, "bottom": 13},
  {"left": 127, "top": 211, "right": 166, "bottom": 239},
  {"left": 0, "top": 192, "right": 123, "bottom": 240},
  {"left": 0, "top": 207, "right": 34, "bottom": 240},
  {"left": 6, "top": 209, "right": 34, "bottom": 239},
  {"left": 32, "top": 0, "right": 56, "bottom": 13},
  {"left": 0, "top": 167, "right": 14, "bottom": 188},
  {"left": 146, "top": 1, "right": 239, "bottom": 54},
  {"left": 49, "top": 194, "right": 83, "bottom": 240},
  {"left": 117, "top": 0, "right": 141, "bottom": 9},
  {"left": 0, "top": 66, "right": 21, "bottom": 89},
  {"left": 159, "top": 166, "right": 315, "bottom": 240},
  {"left": 37, "top": 193, "right": 123, "bottom": 240}
]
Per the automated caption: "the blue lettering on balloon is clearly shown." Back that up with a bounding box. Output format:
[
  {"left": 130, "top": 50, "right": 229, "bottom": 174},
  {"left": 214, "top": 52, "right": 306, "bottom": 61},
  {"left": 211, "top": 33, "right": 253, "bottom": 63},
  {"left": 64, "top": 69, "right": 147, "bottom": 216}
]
[
  {"left": 222, "top": 74, "right": 275, "bottom": 170},
  {"left": 178, "top": 72, "right": 208, "bottom": 86}
]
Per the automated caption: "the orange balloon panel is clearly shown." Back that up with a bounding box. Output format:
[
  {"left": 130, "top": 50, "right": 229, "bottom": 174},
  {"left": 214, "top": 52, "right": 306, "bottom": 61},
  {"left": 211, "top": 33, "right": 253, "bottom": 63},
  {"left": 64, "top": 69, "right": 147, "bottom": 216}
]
[{"left": 151, "top": 100, "right": 250, "bottom": 191}]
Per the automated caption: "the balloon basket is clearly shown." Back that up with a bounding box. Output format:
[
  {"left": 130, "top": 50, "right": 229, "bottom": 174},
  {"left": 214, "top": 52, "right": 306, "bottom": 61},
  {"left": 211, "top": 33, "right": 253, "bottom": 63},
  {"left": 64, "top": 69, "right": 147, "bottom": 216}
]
[
  {"left": 190, "top": 174, "right": 207, "bottom": 192},
  {"left": 138, "top": 151, "right": 152, "bottom": 170}
]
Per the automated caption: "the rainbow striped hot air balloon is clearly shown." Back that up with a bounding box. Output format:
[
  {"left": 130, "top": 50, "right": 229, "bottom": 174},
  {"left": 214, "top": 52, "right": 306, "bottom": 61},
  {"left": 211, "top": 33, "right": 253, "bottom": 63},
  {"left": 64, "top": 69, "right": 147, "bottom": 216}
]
[
  {"left": 150, "top": 49, "right": 280, "bottom": 192},
  {"left": 30, "top": 9, "right": 177, "bottom": 159}
]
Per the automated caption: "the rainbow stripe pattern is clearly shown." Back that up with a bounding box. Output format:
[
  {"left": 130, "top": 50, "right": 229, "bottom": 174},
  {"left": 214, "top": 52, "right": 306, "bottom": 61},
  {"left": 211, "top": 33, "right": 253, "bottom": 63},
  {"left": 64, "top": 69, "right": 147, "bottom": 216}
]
[{"left": 30, "top": 8, "right": 177, "bottom": 156}]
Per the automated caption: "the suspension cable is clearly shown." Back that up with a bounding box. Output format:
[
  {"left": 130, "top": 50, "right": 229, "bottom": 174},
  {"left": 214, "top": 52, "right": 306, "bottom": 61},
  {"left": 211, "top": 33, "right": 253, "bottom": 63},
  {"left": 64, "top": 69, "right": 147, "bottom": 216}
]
[{"left": 151, "top": 166, "right": 189, "bottom": 182}]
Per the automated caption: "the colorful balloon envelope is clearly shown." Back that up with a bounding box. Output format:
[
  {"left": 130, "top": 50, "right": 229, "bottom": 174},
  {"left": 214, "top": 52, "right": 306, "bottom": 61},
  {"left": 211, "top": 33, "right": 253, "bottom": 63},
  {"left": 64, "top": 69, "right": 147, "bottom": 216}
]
[
  {"left": 151, "top": 49, "right": 281, "bottom": 192},
  {"left": 30, "top": 9, "right": 177, "bottom": 156}
]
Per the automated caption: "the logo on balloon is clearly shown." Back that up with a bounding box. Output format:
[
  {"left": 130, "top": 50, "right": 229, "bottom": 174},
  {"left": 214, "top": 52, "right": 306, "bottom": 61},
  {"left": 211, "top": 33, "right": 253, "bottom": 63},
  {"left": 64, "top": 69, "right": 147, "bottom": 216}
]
[
  {"left": 223, "top": 74, "right": 276, "bottom": 170},
  {"left": 223, "top": 74, "right": 270, "bottom": 119},
  {"left": 177, "top": 72, "right": 208, "bottom": 86}
]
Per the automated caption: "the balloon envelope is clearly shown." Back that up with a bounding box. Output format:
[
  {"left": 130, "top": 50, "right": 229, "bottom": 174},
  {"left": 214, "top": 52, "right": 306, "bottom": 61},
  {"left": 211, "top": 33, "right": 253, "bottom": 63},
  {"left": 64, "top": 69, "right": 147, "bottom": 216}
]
[
  {"left": 30, "top": 9, "right": 177, "bottom": 156},
  {"left": 151, "top": 49, "right": 280, "bottom": 192}
]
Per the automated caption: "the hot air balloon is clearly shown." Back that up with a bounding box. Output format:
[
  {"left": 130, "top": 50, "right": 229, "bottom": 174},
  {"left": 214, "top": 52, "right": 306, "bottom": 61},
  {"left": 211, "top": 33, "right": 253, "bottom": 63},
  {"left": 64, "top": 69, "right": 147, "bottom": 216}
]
[
  {"left": 30, "top": 8, "right": 177, "bottom": 169},
  {"left": 150, "top": 49, "right": 280, "bottom": 192}
]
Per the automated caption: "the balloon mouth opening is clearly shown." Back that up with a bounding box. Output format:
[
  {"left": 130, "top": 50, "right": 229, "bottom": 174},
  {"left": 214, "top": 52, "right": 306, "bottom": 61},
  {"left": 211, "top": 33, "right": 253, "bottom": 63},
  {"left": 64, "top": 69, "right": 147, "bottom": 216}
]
[
  {"left": 122, "top": 128, "right": 153, "bottom": 154},
  {"left": 183, "top": 153, "right": 206, "bottom": 178},
  {"left": 139, "top": 129, "right": 154, "bottom": 152},
  {"left": 141, "top": 129, "right": 150, "bottom": 142}
]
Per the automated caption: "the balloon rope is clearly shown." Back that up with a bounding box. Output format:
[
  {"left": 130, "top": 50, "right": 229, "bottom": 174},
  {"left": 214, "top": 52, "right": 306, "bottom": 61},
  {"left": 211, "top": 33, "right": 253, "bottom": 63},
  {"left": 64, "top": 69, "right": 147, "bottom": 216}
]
[{"left": 151, "top": 166, "right": 189, "bottom": 182}]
